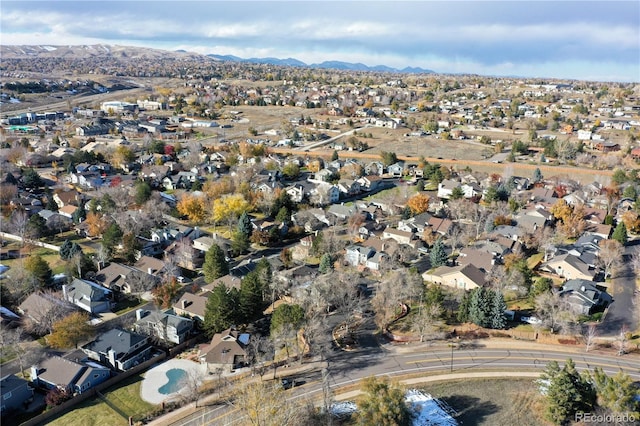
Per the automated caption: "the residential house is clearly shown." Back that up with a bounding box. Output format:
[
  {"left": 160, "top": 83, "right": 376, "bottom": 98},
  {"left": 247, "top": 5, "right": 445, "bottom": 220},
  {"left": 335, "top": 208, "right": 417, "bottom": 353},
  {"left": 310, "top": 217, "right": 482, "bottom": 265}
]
[
  {"left": 387, "top": 162, "right": 405, "bottom": 177},
  {"left": 345, "top": 244, "right": 376, "bottom": 267},
  {"left": 133, "top": 309, "right": 194, "bottom": 345},
  {"left": 0, "top": 374, "right": 34, "bottom": 415},
  {"left": 437, "top": 179, "right": 459, "bottom": 199},
  {"left": 365, "top": 252, "right": 389, "bottom": 271},
  {"left": 364, "top": 161, "right": 385, "bottom": 176},
  {"left": 94, "top": 263, "right": 159, "bottom": 294},
  {"left": 82, "top": 328, "right": 153, "bottom": 371},
  {"left": 540, "top": 253, "right": 595, "bottom": 281},
  {"left": 62, "top": 279, "right": 113, "bottom": 314},
  {"left": 382, "top": 227, "right": 414, "bottom": 246},
  {"left": 312, "top": 183, "right": 340, "bottom": 205},
  {"left": 17, "top": 292, "right": 73, "bottom": 329},
  {"left": 199, "top": 327, "right": 250, "bottom": 372},
  {"left": 337, "top": 179, "right": 361, "bottom": 197},
  {"left": 356, "top": 175, "right": 384, "bottom": 192},
  {"left": 457, "top": 247, "right": 496, "bottom": 273},
  {"left": 173, "top": 291, "right": 209, "bottom": 323},
  {"left": 285, "top": 183, "right": 306, "bottom": 203},
  {"left": 558, "top": 279, "right": 612, "bottom": 315},
  {"left": 422, "top": 264, "right": 486, "bottom": 290},
  {"left": 30, "top": 356, "right": 110, "bottom": 394}
]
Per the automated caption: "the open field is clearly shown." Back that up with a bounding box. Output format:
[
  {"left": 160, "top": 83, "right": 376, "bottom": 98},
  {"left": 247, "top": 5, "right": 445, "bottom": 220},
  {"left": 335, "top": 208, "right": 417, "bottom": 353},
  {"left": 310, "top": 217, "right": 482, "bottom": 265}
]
[{"left": 419, "top": 378, "right": 544, "bottom": 426}]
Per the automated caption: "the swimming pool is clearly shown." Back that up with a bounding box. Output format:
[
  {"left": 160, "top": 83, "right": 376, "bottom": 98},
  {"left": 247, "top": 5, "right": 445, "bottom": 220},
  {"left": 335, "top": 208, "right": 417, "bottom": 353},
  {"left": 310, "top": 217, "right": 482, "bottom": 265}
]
[{"left": 158, "top": 368, "right": 187, "bottom": 395}]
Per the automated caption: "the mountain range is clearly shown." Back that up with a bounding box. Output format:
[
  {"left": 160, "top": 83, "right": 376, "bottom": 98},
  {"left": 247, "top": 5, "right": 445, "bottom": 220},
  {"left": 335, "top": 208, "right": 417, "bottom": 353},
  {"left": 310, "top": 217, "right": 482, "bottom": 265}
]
[
  {"left": 0, "top": 44, "right": 435, "bottom": 74},
  {"left": 207, "top": 54, "right": 435, "bottom": 74}
]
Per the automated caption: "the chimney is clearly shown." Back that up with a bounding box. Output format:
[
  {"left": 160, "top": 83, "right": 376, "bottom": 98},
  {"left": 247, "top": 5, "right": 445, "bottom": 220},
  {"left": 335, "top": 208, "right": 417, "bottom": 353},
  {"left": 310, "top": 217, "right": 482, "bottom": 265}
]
[
  {"left": 182, "top": 299, "right": 191, "bottom": 309},
  {"left": 31, "top": 366, "right": 40, "bottom": 382},
  {"left": 107, "top": 349, "right": 117, "bottom": 369},
  {"left": 581, "top": 286, "right": 586, "bottom": 292},
  {"left": 135, "top": 309, "right": 147, "bottom": 321},
  {"left": 148, "top": 268, "right": 153, "bottom": 275}
]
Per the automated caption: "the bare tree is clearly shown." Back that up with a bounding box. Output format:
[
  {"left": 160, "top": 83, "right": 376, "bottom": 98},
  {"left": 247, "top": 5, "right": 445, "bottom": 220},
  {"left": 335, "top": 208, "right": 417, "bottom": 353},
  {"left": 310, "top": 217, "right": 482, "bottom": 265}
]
[
  {"left": 372, "top": 270, "right": 422, "bottom": 330},
  {"left": 9, "top": 209, "right": 29, "bottom": 246},
  {"left": 226, "top": 380, "right": 304, "bottom": 426},
  {"left": 0, "top": 326, "right": 43, "bottom": 375},
  {"left": 534, "top": 291, "right": 577, "bottom": 334},
  {"left": 126, "top": 271, "right": 159, "bottom": 294},
  {"left": 177, "top": 366, "right": 205, "bottom": 407},
  {"left": 22, "top": 292, "right": 75, "bottom": 336},
  {"left": 412, "top": 303, "right": 444, "bottom": 342},
  {"left": 614, "top": 326, "right": 630, "bottom": 356},
  {"left": 246, "top": 335, "right": 274, "bottom": 380},
  {"left": 582, "top": 323, "right": 598, "bottom": 352},
  {"left": 597, "top": 239, "right": 623, "bottom": 279}
]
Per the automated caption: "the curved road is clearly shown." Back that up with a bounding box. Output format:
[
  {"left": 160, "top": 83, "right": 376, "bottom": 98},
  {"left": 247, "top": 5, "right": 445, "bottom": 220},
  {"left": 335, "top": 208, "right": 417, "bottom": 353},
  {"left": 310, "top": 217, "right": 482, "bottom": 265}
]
[{"left": 165, "top": 345, "right": 640, "bottom": 426}]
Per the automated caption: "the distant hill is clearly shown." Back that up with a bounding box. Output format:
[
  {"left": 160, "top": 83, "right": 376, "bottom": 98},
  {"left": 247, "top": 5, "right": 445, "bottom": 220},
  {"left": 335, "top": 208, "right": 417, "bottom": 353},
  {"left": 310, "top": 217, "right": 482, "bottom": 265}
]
[
  {"left": 208, "top": 54, "right": 434, "bottom": 74},
  {"left": 0, "top": 45, "right": 207, "bottom": 61},
  {"left": 1, "top": 44, "right": 435, "bottom": 74}
]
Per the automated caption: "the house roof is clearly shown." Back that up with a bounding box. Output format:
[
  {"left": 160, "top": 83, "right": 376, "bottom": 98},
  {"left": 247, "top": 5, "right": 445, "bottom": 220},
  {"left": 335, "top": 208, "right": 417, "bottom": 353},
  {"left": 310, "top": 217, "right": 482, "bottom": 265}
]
[
  {"left": 174, "top": 291, "right": 209, "bottom": 319},
  {"left": 200, "top": 327, "right": 249, "bottom": 364},
  {"left": 134, "top": 256, "right": 166, "bottom": 275},
  {"left": 83, "top": 328, "right": 147, "bottom": 358},
  {"left": 559, "top": 279, "right": 612, "bottom": 308},
  {"left": 34, "top": 356, "right": 85, "bottom": 388},
  {"left": 18, "top": 292, "right": 70, "bottom": 323},
  {"left": 0, "top": 374, "right": 30, "bottom": 394}
]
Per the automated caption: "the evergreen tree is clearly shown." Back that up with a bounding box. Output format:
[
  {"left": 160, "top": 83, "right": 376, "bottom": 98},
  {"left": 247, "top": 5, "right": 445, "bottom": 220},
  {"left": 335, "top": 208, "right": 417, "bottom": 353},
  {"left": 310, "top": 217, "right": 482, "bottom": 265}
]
[
  {"left": 429, "top": 238, "right": 448, "bottom": 268},
  {"left": 450, "top": 186, "right": 464, "bottom": 200},
  {"left": 204, "top": 284, "right": 239, "bottom": 336},
  {"left": 532, "top": 167, "right": 543, "bottom": 183},
  {"left": 27, "top": 214, "right": 47, "bottom": 238},
  {"left": 237, "top": 211, "right": 253, "bottom": 238},
  {"left": 203, "top": 244, "right": 229, "bottom": 282},
  {"left": 270, "top": 303, "right": 305, "bottom": 335},
  {"left": 239, "top": 271, "right": 264, "bottom": 323},
  {"left": 60, "top": 239, "right": 82, "bottom": 260},
  {"left": 22, "top": 168, "right": 43, "bottom": 190},
  {"left": 102, "top": 222, "right": 123, "bottom": 256},
  {"left": 542, "top": 359, "right": 596, "bottom": 425},
  {"left": 45, "top": 190, "right": 58, "bottom": 211},
  {"left": 591, "top": 368, "right": 639, "bottom": 415},
  {"left": 24, "top": 255, "right": 52, "bottom": 288},
  {"left": 72, "top": 203, "right": 86, "bottom": 224},
  {"left": 134, "top": 181, "right": 152, "bottom": 205},
  {"left": 489, "top": 290, "right": 507, "bottom": 329},
  {"left": 355, "top": 376, "right": 413, "bottom": 426},
  {"left": 612, "top": 222, "right": 628, "bottom": 245},
  {"left": 467, "top": 287, "right": 493, "bottom": 328},
  {"left": 331, "top": 150, "right": 339, "bottom": 161},
  {"left": 318, "top": 253, "right": 333, "bottom": 273},
  {"left": 231, "top": 230, "right": 250, "bottom": 256}
]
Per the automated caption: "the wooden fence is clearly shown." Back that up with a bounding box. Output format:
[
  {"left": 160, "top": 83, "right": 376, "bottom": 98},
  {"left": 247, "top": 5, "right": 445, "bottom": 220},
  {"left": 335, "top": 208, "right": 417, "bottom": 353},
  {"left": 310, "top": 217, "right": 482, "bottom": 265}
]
[{"left": 20, "top": 352, "right": 166, "bottom": 426}]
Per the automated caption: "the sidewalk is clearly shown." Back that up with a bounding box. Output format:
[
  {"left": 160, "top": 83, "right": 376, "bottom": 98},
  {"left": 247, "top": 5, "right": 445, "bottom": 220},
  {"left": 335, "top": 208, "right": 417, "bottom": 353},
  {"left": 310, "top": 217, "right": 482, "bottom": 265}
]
[{"left": 146, "top": 359, "right": 327, "bottom": 426}]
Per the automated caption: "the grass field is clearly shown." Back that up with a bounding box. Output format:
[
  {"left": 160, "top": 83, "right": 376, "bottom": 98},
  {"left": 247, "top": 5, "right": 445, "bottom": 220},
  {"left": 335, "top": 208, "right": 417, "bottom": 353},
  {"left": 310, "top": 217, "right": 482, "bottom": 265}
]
[
  {"left": 47, "top": 374, "right": 157, "bottom": 426},
  {"left": 420, "top": 378, "right": 545, "bottom": 426}
]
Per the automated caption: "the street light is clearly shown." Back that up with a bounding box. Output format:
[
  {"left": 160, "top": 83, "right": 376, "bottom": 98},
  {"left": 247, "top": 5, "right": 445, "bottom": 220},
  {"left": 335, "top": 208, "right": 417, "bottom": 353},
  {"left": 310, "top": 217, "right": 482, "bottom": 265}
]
[{"left": 448, "top": 342, "right": 457, "bottom": 372}]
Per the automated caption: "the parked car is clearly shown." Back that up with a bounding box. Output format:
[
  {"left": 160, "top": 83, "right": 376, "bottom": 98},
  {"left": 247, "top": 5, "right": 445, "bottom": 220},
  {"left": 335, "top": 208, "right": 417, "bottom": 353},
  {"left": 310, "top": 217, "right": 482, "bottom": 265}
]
[{"left": 521, "top": 316, "right": 542, "bottom": 325}]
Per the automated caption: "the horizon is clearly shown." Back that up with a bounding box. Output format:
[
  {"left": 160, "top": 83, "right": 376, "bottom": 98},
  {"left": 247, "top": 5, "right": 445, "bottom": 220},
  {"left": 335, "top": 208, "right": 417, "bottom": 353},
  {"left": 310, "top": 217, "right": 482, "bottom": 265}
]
[{"left": 1, "top": 1, "right": 639, "bottom": 83}]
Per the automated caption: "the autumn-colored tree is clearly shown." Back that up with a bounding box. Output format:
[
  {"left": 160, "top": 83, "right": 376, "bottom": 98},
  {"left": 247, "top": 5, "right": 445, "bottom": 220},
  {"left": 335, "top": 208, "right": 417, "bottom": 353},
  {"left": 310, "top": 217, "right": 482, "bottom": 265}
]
[
  {"left": 406, "top": 193, "right": 430, "bottom": 215},
  {"left": 550, "top": 199, "right": 572, "bottom": 222},
  {"left": 493, "top": 215, "right": 512, "bottom": 226},
  {"left": 111, "top": 145, "right": 135, "bottom": 168},
  {"left": 203, "top": 177, "right": 235, "bottom": 200},
  {"left": 177, "top": 194, "right": 207, "bottom": 223},
  {"left": 620, "top": 211, "right": 640, "bottom": 234},
  {"left": 85, "top": 212, "right": 109, "bottom": 237},
  {"left": 152, "top": 278, "right": 182, "bottom": 309},
  {"left": 212, "top": 193, "right": 251, "bottom": 225},
  {"left": 47, "top": 312, "right": 95, "bottom": 349}
]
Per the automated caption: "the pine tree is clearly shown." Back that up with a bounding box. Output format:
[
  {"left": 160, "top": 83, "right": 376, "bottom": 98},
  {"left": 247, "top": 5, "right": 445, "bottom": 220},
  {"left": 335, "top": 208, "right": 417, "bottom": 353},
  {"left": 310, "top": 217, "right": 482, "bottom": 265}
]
[
  {"left": 239, "top": 271, "right": 264, "bottom": 323},
  {"left": 532, "top": 167, "right": 543, "bottom": 183},
  {"left": 60, "top": 240, "right": 82, "bottom": 260},
  {"left": 429, "top": 238, "right": 448, "bottom": 268},
  {"left": 612, "top": 221, "right": 628, "bottom": 245},
  {"left": 203, "top": 244, "right": 229, "bottom": 282},
  {"left": 543, "top": 359, "right": 596, "bottom": 425},
  {"left": 456, "top": 291, "right": 471, "bottom": 323},
  {"left": 237, "top": 211, "right": 253, "bottom": 238},
  {"left": 468, "top": 287, "right": 490, "bottom": 328},
  {"left": 72, "top": 203, "right": 86, "bottom": 223},
  {"left": 318, "top": 253, "right": 333, "bottom": 273},
  {"left": 204, "top": 284, "right": 239, "bottom": 336},
  {"left": 489, "top": 290, "right": 507, "bottom": 329}
]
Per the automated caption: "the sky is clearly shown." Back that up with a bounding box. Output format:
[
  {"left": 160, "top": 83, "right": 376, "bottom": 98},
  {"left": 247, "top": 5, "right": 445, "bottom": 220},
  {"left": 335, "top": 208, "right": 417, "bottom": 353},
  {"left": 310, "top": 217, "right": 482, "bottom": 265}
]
[{"left": 1, "top": 1, "right": 639, "bottom": 82}]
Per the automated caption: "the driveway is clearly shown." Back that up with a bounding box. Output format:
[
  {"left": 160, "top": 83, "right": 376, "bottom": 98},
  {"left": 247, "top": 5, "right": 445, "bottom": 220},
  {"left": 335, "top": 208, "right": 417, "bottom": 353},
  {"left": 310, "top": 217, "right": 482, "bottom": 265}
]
[{"left": 599, "top": 260, "right": 638, "bottom": 337}]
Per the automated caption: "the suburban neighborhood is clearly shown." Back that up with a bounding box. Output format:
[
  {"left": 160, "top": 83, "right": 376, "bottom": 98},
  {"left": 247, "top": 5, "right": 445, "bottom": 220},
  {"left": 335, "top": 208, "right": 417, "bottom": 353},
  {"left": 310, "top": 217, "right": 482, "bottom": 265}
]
[{"left": 0, "top": 43, "right": 639, "bottom": 426}]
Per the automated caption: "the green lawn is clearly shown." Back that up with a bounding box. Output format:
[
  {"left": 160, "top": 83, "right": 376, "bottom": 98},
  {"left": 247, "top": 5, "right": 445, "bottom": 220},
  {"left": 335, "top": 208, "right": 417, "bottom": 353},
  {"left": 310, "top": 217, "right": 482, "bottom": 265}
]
[
  {"left": 420, "top": 378, "right": 543, "bottom": 426},
  {"left": 47, "top": 374, "right": 157, "bottom": 426}
]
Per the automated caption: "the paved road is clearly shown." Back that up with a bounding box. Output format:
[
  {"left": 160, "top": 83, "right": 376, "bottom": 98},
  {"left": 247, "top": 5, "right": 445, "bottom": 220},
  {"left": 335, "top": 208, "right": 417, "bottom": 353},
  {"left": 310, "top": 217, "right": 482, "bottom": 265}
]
[
  {"left": 601, "top": 260, "right": 639, "bottom": 337},
  {"left": 162, "top": 344, "right": 640, "bottom": 426}
]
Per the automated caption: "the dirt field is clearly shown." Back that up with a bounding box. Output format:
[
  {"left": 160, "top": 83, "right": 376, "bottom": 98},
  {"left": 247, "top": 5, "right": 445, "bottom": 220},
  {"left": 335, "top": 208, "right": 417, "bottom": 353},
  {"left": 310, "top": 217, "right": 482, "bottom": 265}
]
[{"left": 421, "top": 378, "right": 544, "bottom": 426}]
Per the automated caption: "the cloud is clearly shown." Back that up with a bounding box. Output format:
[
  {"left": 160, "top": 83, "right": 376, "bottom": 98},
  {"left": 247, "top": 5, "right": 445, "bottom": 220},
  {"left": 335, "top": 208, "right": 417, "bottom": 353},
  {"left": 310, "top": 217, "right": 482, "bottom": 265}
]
[{"left": 1, "top": 0, "right": 638, "bottom": 81}]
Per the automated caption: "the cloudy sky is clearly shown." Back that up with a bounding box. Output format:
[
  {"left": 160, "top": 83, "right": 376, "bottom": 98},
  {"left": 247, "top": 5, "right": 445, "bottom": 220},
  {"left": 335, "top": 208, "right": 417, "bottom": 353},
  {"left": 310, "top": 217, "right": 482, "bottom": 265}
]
[{"left": 2, "top": 1, "right": 639, "bottom": 82}]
